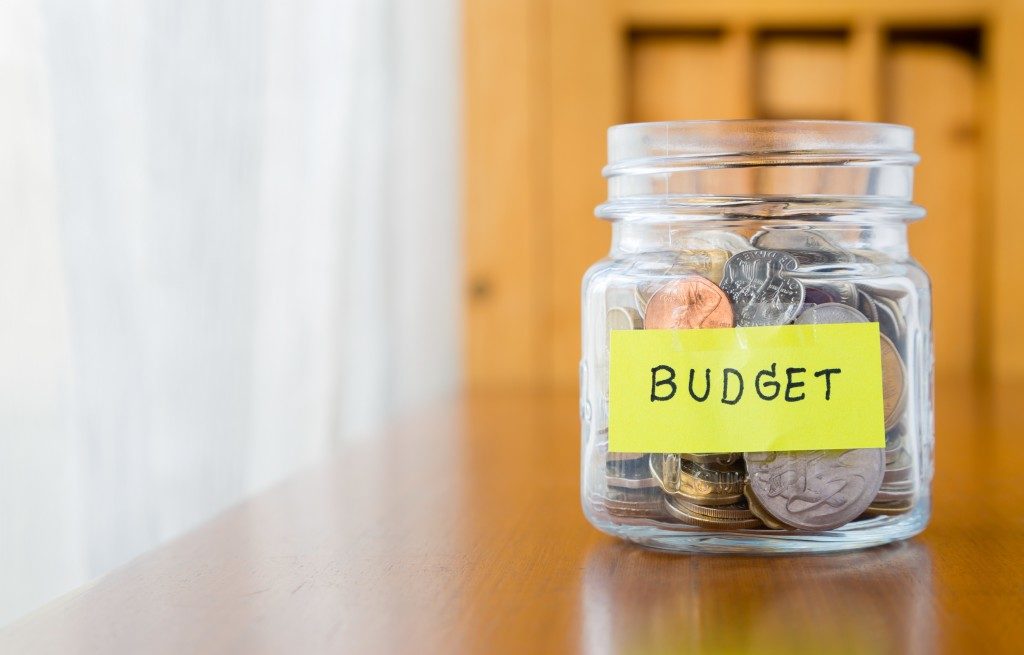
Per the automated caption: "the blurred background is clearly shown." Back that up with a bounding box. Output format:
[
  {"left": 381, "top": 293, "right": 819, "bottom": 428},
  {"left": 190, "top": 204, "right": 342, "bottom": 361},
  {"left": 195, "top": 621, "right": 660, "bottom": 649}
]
[
  {"left": 0, "top": 0, "right": 458, "bottom": 625},
  {"left": 467, "top": 0, "right": 1023, "bottom": 391},
  {"left": 3, "top": 0, "right": 1023, "bottom": 628}
]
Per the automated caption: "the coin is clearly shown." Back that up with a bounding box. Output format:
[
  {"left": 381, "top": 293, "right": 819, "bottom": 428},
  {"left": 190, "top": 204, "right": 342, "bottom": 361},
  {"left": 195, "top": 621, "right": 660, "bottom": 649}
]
[
  {"left": 606, "top": 472, "right": 660, "bottom": 489},
  {"left": 606, "top": 451, "right": 646, "bottom": 462},
  {"left": 679, "top": 452, "right": 742, "bottom": 466},
  {"left": 667, "top": 496, "right": 756, "bottom": 521},
  {"left": 885, "top": 423, "right": 906, "bottom": 450},
  {"left": 605, "top": 475, "right": 660, "bottom": 490},
  {"left": 794, "top": 302, "right": 869, "bottom": 325},
  {"left": 882, "top": 450, "right": 912, "bottom": 485},
  {"left": 752, "top": 228, "right": 854, "bottom": 266},
  {"left": 872, "top": 296, "right": 902, "bottom": 343},
  {"left": 743, "top": 483, "right": 789, "bottom": 530},
  {"left": 857, "top": 288, "right": 880, "bottom": 323},
  {"left": 606, "top": 455, "right": 650, "bottom": 475},
  {"left": 881, "top": 333, "right": 907, "bottom": 430},
  {"left": 863, "top": 499, "right": 914, "bottom": 516},
  {"left": 607, "top": 306, "right": 642, "bottom": 331},
  {"left": 744, "top": 449, "right": 885, "bottom": 531},
  {"left": 877, "top": 296, "right": 907, "bottom": 338},
  {"left": 644, "top": 276, "right": 734, "bottom": 329},
  {"left": 650, "top": 454, "right": 737, "bottom": 492},
  {"left": 606, "top": 454, "right": 659, "bottom": 490},
  {"left": 857, "top": 284, "right": 908, "bottom": 302},
  {"left": 872, "top": 483, "right": 915, "bottom": 503},
  {"left": 649, "top": 455, "right": 745, "bottom": 505},
  {"left": 670, "top": 249, "right": 731, "bottom": 284},
  {"left": 679, "top": 229, "right": 755, "bottom": 254},
  {"left": 800, "top": 282, "right": 859, "bottom": 310},
  {"left": 678, "top": 459, "right": 745, "bottom": 494},
  {"left": 603, "top": 487, "right": 668, "bottom": 519},
  {"left": 803, "top": 286, "right": 841, "bottom": 306},
  {"left": 719, "top": 250, "right": 804, "bottom": 326},
  {"left": 605, "top": 504, "right": 668, "bottom": 519},
  {"left": 669, "top": 488, "right": 745, "bottom": 507},
  {"left": 885, "top": 444, "right": 902, "bottom": 465},
  {"left": 664, "top": 495, "right": 763, "bottom": 529}
]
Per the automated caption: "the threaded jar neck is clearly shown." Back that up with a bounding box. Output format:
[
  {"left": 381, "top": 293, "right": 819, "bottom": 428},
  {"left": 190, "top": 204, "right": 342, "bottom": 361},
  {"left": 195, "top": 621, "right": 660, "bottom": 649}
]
[{"left": 596, "top": 120, "right": 924, "bottom": 223}]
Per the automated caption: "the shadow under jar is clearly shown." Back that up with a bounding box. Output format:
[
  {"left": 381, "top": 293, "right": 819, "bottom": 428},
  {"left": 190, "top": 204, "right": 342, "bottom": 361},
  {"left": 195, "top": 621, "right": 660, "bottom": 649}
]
[{"left": 580, "top": 120, "right": 933, "bottom": 553}]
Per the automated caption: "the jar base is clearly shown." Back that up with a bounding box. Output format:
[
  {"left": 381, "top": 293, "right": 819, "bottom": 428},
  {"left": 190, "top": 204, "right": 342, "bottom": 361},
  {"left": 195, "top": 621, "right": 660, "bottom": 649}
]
[{"left": 586, "top": 498, "right": 930, "bottom": 555}]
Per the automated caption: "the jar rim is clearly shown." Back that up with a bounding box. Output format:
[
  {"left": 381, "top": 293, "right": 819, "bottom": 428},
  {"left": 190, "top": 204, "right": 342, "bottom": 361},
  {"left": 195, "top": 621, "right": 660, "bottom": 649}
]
[{"left": 606, "top": 119, "right": 917, "bottom": 175}]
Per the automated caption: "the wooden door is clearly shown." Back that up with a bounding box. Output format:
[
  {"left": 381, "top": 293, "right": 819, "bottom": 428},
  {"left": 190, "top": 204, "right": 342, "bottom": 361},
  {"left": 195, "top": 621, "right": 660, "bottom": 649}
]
[{"left": 465, "top": 0, "right": 1024, "bottom": 389}]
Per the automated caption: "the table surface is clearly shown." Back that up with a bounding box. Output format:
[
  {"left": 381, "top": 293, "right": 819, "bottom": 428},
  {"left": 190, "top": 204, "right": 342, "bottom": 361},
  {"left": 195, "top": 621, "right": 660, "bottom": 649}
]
[{"left": 2, "top": 380, "right": 1022, "bottom": 654}]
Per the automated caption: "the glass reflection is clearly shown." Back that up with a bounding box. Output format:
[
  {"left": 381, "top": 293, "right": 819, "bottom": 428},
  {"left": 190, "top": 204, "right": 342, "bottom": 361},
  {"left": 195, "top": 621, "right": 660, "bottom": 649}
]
[{"left": 581, "top": 540, "right": 935, "bottom": 655}]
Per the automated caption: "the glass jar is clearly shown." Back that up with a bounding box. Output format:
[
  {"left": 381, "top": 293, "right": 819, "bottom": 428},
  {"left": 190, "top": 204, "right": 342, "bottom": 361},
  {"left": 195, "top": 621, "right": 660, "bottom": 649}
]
[{"left": 580, "top": 120, "right": 933, "bottom": 553}]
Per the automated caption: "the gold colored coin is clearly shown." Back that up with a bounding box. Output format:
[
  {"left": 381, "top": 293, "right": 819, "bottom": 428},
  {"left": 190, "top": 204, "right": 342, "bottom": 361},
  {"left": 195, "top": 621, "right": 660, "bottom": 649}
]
[
  {"left": 667, "top": 496, "right": 755, "bottom": 521},
  {"left": 743, "top": 484, "right": 790, "bottom": 530},
  {"left": 680, "top": 452, "right": 742, "bottom": 466},
  {"left": 863, "top": 500, "right": 913, "bottom": 517},
  {"left": 664, "top": 496, "right": 763, "bottom": 529},
  {"left": 672, "top": 249, "right": 730, "bottom": 284},
  {"left": 668, "top": 488, "right": 745, "bottom": 507},
  {"left": 880, "top": 333, "right": 907, "bottom": 430},
  {"left": 677, "top": 462, "right": 745, "bottom": 497}
]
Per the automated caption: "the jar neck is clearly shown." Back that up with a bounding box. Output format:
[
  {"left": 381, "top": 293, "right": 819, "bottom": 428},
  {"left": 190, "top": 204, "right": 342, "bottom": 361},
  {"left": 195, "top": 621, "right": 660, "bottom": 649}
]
[
  {"left": 609, "top": 220, "right": 911, "bottom": 259},
  {"left": 599, "top": 120, "right": 923, "bottom": 225}
]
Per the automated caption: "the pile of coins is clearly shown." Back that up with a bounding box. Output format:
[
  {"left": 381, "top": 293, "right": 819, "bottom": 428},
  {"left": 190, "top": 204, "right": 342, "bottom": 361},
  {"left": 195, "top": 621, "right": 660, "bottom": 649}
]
[{"left": 595, "top": 228, "right": 916, "bottom": 532}]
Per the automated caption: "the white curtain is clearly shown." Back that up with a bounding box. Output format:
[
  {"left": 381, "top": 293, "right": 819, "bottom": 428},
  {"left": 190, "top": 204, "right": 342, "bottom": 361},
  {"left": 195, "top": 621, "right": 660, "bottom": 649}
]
[{"left": 0, "top": 0, "right": 459, "bottom": 625}]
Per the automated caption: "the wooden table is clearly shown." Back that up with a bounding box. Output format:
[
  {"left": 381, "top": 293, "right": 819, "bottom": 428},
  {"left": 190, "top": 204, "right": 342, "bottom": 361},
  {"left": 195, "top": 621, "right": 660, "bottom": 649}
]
[{"left": 2, "top": 380, "right": 1022, "bottom": 654}]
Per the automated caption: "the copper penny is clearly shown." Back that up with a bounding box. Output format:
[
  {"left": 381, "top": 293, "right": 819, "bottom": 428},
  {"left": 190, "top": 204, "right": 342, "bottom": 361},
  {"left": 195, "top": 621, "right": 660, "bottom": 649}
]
[{"left": 643, "top": 276, "right": 734, "bottom": 329}]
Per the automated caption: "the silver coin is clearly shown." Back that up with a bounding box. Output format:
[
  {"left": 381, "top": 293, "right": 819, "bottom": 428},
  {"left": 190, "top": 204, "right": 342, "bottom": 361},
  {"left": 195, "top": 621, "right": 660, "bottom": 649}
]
[
  {"left": 606, "top": 451, "right": 646, "bottom": 462},
  {"left": 719, "top": 250, "right": 805, "bottom": 326},
  {"left": 857, "top": 284, "right": 908, "bottom": 302},
  {"left": 663, "top": 495, "right": 763, "bottom": 529},
  {"left": 870, "top": 296, "right": 900, "bottom": 342},
  {"left": 872, "top": 485, "right": 915, "bottom": 503},
  {"left": 744, "top": 449, "right": 885, "bottom": 531},
  {"left": 607, "top": 306, "right": 642, "bottom": 331},
  {"left": 857, "top": 288, "right": 880, "bottom": 323},
  {"left": 602, "top": 485, "right": 669, "bottom": 518},
  {"left": 794, "top": 302, "right": 869, "bottom": 325},
  {"left": 605, "top": 284, "right": 640, "bottom": 314},
  {"left": 874, "top": 295, "right": 906, "bottom": 342},
  {"left": 603, "top": 486, "right": 664, "bottom": 509},
  {"left": 605, "top": 475, "right": 660, "bottom": 490},
  {"left": 675, "top": 230, "right": 755, "bottom": 254},
  {"left": 606, "top": 454, "right": 651, "bottom": 477},
  {"left": 752, "top": 228, "right": 854, "bottom": 266},
  {"left": 885, "top": 448, "right": 902, "bottom": 466},
  {"left": 830, "top": 281, "right": 860, "bottom": 307},
  {"left": 885, "top": 423, "right": 906, "bottom": 449},
  {"left": 882, "top": 450, "right": 913, "bottom": 485},
  {"left": 799, "top": 281, "right": 859, "bottom": 309}
]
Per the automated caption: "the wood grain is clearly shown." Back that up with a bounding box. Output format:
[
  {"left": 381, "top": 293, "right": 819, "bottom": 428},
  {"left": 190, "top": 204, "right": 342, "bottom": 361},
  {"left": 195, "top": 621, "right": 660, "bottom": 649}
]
[
  {"left": 546, "top": 0, "right": 620, "bottom": 387},
  {"left": 463, "top": 0, "right": 548, "bottom": 387},
  {"left": 630, "top": 30, "right": 752, "bottom": 121},
  {"left": 887, "top": 40, "right": 982, "bottom": 379},
  {"left": 1, "top": 378, "right": 1021, "bottom": 654},
  {"left": 988, "top": 8, "right": 1024, "bottom": 379},
  {"left": 757, "top": 30, "right": 849, "bottom": 119}
]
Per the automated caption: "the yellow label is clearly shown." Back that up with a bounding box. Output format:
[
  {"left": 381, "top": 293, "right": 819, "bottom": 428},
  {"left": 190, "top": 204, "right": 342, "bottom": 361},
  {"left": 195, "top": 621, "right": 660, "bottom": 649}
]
[{"left": 608, "top": 323, "right": 885, "bottom": 453}]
